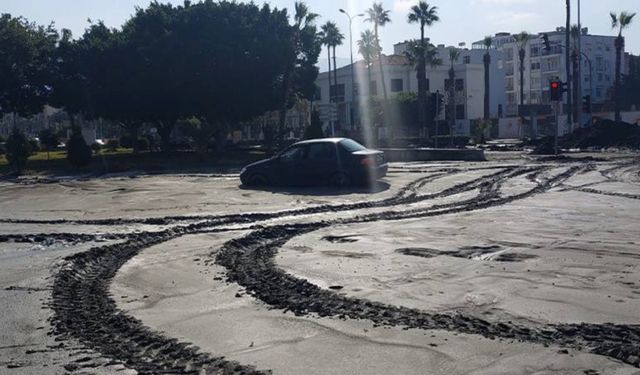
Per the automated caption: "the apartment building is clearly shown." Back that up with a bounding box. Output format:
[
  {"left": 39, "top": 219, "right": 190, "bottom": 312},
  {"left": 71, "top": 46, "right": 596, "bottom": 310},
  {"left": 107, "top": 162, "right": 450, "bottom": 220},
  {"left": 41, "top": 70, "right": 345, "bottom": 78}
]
[
  {"left": 484, "top": 28, "right": 620, "bottom": 118},
  {"left": 314, "top": 42, "right": 505, "bottom": 138}
]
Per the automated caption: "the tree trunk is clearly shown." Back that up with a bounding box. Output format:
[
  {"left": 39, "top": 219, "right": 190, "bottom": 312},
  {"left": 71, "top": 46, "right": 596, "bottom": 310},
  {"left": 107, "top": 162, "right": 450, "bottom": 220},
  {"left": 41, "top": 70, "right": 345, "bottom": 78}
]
[
  {"left": 484, "top": 53, "right": 491, "bottom": 120},
  {"left": 572, "top": 51, "right": 579, "bottom": 125},
  {"left": 277, "top": 67, "right": 291, "bottom": 150},
  {"left": 418, "top": 24, "right": 427, "bottom": 139},
  {"left": 158, "top": 121, "right": 173, "bottom": 153},
  {"left": 614, "top": 35, "right": 623, "bottom": 123},
  {"left": 375, "top": 25, "right": 388, "bottom": 103},
  {"left": 332, "top": 45, "right": 339, "bottom": 132},
  {"left": 327, "top": 47, "right": 333, "bottom": 135},
  {"left": 449, "top": 67, "right": 455, "bottom": 148}
]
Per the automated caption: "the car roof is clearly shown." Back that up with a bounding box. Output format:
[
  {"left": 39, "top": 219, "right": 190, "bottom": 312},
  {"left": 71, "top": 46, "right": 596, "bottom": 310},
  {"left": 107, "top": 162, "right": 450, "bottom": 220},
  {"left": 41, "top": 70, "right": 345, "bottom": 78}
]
[{"left": 294, "top": 138, "right": 347, "bottom": 145}]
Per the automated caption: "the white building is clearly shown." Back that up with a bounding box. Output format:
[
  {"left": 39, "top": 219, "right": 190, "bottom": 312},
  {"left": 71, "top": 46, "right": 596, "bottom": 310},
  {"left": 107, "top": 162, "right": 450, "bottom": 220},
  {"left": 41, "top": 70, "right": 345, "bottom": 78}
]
[
  {"left": 483, "top": 28, "right": 620, "bottom": 117},
  {"left": 314, "top": 42, "right": 506, "bottom": 139}
]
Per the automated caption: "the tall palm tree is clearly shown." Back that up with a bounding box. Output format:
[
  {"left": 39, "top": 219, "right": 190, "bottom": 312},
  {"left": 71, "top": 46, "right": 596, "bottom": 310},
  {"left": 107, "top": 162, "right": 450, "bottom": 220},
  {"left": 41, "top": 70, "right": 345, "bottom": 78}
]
[
  {"left": 320, "top": 22, "right": 339, "bottom": 103},
  {"left": 447, "top": 47, "right": 460, "bottom": 147},
  {"left": 513, "top": 32, "right": 529, "bottom": 111},
  {"left": 407, "top": 2, "right": 439, "bottom": 138},
  {"left": 278, "top": 1, "right": 318, "bottom": 147},
  {"left": 611, "top": 11, "right": 636, "bottom": 123},
  {"left": 357, "top": 30, "right": 380, "bottom": 96},
  {"left": 482, "top": 36, "right": 492, "bottom": 120},
  {"left": 365, "top": 2, "right": 391, "bottom": 103},
  {"left": 570, "top": 24, "right": 580, "bottom": 124},
  {"left": 331, "top": 27, "right": 344, "bottom": 113}
]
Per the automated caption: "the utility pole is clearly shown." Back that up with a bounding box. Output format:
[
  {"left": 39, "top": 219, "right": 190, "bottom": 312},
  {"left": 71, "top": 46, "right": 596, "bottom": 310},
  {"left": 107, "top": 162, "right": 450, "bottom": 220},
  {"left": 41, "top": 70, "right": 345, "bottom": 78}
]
[
  {"left": 339, "top": 9, "right": 364, "bottom": 135},
  {"left": 577, "top": 0, "right": 583, "bottom": 128},
  {"left": 565, "top": 0, "right": 573, "bottom": 128}
]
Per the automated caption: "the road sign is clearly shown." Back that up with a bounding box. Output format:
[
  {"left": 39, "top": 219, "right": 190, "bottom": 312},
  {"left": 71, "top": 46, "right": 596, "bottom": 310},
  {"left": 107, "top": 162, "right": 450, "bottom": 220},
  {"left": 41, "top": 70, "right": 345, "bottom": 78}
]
[{"left": 317, "top": 104, "right": 337, "bottom": 122}]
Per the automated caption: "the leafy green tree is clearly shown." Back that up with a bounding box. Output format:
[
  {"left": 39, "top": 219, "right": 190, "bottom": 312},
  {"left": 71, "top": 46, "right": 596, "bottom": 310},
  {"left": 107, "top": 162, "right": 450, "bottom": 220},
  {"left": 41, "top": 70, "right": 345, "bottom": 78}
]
[
  {"left": 404, "top": 39, "right": 441, "bottom": 131},
  {"left": 357, "top": 30, "right": 380, "bottom": 96},
  {"left": 610, "top": 11, "right": 636, "bottom": 122},
  {"left": 407, "top": 2, "right": 439, "bottom": 138},
  {"left": 38, "top": 127, "right": 59, "bottom": 160},
  {"left": 5, "top": 127, "right": 32, "bottom": 172},
  {"left": 276, "top": 2, "right": 321, "bottom": 148},
  {"left": 0, "top": 14, "right": 58, "bottom": 121},
  {"left": 66, "top": 127, "right": 92, "bottom": 167}
]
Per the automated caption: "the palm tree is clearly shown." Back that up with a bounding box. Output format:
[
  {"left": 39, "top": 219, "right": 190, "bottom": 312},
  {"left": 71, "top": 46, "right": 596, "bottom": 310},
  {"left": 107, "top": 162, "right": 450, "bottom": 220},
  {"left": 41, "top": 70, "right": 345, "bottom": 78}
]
[
  {"left": 365, "top": 2, "right": 391, "bottom": 103},
  {"left": 357, "top": 30, "right": 380, "bottom": 96},
  {"left": 513, "top": 32, "right": 529, "bottom": 111},
  {"left": 278, "top": 1, "right": 319, "bottom": 147},
  {"left": 320, "top": 22, "right": 339, "bottom": 103},
  {"left": 447, "top": 47, "right": 460, "bottom": 147},
  {"left": 570, "top": 24, "right": 580, "bottom": 124},
  {"left": 482, "top": 36, "right": 492, "bottom": 121},
  {"left": 611, "top": 11, "right": 636, "bottom": 123},
  {"left": 331, "top": 28, "right": 344, "bottom": 112},
  {"left": 407, "top": 2, "right": 439, "bottom": 138}
]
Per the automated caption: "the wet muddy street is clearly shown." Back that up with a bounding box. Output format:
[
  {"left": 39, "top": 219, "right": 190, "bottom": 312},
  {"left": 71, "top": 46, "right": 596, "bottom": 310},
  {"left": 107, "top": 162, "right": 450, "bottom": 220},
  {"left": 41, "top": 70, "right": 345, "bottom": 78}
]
[{"left": 2, "top": 153, "right": 640, "bottom": 374}]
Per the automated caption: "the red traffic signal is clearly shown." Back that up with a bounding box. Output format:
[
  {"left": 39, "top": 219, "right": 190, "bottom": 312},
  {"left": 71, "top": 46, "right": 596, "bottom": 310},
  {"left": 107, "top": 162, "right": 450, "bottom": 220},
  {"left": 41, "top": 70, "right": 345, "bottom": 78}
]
[{"left": 550, "top": 80, "right": 562, "bottom": 101}]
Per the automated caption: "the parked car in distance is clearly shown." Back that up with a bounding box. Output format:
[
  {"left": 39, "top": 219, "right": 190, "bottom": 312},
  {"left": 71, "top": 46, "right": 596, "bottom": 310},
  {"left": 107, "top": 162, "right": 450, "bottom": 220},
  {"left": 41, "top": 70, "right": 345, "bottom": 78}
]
[{"left": 240, "top": 138, "right": 387, "bottom": 187}]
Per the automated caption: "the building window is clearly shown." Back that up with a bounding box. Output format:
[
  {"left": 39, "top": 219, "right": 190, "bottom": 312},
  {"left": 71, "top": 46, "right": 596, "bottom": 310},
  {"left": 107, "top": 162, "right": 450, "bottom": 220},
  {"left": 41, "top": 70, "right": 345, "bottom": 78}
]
[
  {"left": 425, "top": 78, "right": 430, "bottom": 92},
  {"left": 596, "top": 86, "right": 602, "bottom": 98},
  {"left": 314, "top": 85, "right": 322, "bottom": 101},
  {"left": 531, "top": 62, "right": 540, "bottom": 70},
  {"left": 507, "top": 93, "right": 516, "bottom": 104},
  {"left": 369, "top": 81, "right": 378, "bottom": 96},
  {"left": 391, "top": 79, "right": 404, "bottom": 92},
  {"left": 505, "top": 48, "right": 514, "bottom": 62},
  {"left": 455, "top": 79, "right": 464, "bottom": 91},
  {"left": 455, "top": 105, "right": 465, "bottom": 120},
  {"left": 330, "top": 84, "right": 345, "bottom": 102},
  {"left": 530, "top": 45, "right": 540, "bottom": 57},
  {"left": 463, "top": 56, "right": 471, "bottom": 64}
]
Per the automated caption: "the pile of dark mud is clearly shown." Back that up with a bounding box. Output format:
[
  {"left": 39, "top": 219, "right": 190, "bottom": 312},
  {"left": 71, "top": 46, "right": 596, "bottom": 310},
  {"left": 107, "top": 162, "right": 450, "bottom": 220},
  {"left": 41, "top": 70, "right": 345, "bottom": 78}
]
[{"left": 530, "top": 119, "right": 640, "bottom": 154}]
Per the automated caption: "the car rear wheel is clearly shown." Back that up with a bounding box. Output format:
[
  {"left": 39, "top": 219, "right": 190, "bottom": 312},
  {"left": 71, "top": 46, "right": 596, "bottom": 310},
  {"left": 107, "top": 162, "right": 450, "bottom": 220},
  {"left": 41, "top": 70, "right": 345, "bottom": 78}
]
[{"left": 328, "top": 173, "right": 351, "bottom": 188}]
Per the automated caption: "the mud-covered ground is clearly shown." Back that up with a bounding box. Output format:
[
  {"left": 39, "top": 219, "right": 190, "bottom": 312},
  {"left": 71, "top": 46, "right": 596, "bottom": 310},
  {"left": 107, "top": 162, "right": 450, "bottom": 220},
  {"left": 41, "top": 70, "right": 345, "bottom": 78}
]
[{"left": 1, "top": 151, "right": 640, "bottom": 375}]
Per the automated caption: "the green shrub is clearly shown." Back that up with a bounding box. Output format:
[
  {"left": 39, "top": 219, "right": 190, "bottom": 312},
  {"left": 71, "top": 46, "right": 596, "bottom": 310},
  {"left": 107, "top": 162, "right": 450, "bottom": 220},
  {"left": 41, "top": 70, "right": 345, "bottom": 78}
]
[
  {"left": 119, "top": 134, "right": 134, "bottom": 149},
  {"left": 137, "top": 137, "right": 150, "bottom": 151},
  {"left": 29, "top": 138, "right": 40, "bottom": 153},
  {"left": 66, "top": 128, "right": 92, "bottom": 167},
  {"left": 106, "top": 139, "right": 119, "bottom": 151},
  {"left": 91, "top": 142, "right": 102, "bottom": 154},
  {"left": 6, "top": 128, "right": 32, "bottom": 172}
]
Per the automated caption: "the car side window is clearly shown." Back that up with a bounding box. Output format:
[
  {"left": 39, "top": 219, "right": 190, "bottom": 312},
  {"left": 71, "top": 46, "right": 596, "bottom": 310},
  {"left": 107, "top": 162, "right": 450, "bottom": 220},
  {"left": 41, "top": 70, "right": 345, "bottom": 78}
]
[
  {"left": 279, "top": 146, "right": 305, "bottom": 163},
  {"left": 307, "top": 143, "right": 336, "bottom": 161}
]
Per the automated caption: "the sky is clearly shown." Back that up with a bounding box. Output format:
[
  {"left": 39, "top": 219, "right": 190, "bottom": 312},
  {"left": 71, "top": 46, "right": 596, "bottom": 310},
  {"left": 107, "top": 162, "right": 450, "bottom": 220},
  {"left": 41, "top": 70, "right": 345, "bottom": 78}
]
[{"left": 3, "top": 0, "right": 639, "bottom": 68}]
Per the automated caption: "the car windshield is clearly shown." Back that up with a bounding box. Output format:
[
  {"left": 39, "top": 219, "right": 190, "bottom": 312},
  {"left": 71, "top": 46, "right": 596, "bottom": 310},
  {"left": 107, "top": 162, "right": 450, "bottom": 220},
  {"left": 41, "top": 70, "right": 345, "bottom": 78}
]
[{"left": 339, "top": 139, "right": 367, "bottom": 152}]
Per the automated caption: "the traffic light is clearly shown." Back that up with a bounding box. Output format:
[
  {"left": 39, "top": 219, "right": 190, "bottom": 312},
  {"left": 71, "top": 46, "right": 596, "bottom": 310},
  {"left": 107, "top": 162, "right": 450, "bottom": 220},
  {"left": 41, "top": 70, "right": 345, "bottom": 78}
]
[
  {"left": 550, "top": 80, "right": 562, "bottom": 101},
  {"left": 541, "top": 33, "right": 551, "bottom": 52},
  {"left": 582, "top": 95, "right": 591, "bottom": 113}
]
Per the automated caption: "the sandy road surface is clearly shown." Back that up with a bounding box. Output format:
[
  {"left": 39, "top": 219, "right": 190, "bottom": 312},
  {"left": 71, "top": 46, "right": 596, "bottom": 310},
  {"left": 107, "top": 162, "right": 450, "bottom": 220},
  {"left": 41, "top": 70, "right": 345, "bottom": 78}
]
[{"left": 1, "top": 153, "right": 640, "bottom": 374}]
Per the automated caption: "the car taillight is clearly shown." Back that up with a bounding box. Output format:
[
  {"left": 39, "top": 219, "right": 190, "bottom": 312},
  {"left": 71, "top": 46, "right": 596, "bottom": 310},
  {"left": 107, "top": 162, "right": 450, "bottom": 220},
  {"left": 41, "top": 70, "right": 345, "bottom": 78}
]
[{"left": 360, "top": 157, "right": 374, "bottom": 166}]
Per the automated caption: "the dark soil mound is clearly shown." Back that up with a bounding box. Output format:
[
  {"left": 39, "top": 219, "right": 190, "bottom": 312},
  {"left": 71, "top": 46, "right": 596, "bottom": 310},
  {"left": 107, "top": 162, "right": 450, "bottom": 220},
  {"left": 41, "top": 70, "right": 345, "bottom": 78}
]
[{"left": 531, "top": 119, "right": 640, "bottom": 154}]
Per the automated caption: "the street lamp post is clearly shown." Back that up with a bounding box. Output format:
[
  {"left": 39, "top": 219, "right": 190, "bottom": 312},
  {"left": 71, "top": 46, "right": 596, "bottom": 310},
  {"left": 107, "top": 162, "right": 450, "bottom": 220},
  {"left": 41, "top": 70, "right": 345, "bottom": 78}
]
[{"left": 339, "top": 9, "right": 364, "bottom": 134}]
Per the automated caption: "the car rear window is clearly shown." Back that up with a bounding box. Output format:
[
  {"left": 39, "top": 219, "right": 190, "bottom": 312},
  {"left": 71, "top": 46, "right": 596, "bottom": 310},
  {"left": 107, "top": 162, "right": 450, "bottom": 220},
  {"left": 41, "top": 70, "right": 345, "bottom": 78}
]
[{"left": 339, "top": 139, "right": 367, "bottom": 152}]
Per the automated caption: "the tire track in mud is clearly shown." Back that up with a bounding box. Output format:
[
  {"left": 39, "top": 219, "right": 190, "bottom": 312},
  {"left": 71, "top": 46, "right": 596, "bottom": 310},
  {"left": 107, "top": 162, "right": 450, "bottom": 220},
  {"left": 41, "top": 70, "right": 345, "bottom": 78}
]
[
  {"left": 46, "top": 167, "right": 525, "bottom": 374},
  {"left": 40, "top": 161, "right": 640, "bottom": 372},
  {"left": 0, "top": 166, "right": 513, "bottom": 227},
  {"left": 215, "top": 164, "right": 640, "bottom": 369}
]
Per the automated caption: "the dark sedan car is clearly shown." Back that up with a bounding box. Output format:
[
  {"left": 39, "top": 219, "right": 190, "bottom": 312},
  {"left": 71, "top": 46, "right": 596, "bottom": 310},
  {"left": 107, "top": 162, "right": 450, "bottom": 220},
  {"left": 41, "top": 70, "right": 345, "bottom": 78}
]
[{"left": 240, "top": 138, "right": 387, "bottom": 187}]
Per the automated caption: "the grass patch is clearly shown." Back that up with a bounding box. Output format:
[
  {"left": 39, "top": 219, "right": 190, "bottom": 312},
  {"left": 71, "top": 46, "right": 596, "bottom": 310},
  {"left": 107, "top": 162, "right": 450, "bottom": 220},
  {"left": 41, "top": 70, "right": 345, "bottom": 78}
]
[{"left": 0, "top": 148, "right": 266, "bottom": 177}]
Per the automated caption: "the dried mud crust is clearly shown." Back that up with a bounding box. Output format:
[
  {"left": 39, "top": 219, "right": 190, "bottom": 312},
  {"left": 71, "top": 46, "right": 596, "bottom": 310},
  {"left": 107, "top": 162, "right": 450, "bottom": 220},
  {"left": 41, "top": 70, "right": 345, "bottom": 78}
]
[
  {"left": 37, "top": 161, "right": 640, "bottom": 373},
  {"left": 215, "top": 164, "right": 640, "bottom": 369}
]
